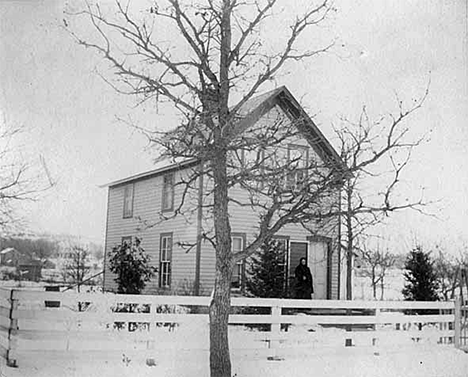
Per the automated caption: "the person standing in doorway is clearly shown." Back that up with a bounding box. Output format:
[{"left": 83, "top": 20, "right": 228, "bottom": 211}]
[{"left": 295, "top": 257, "right": 314, "bottom": 299}]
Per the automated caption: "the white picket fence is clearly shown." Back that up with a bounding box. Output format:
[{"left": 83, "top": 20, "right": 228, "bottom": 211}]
[{"left": 0, "top": 288, "right": 463, "bottom": 367}]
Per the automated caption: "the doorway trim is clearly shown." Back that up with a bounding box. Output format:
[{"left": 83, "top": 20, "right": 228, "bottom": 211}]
[{"left": 307, "top": 235, "right": 333, "bottom": 299}]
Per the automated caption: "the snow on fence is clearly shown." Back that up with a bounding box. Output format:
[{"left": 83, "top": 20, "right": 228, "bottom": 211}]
[{"left": 0, "top": 287, "right": 463, "bottom": 367}]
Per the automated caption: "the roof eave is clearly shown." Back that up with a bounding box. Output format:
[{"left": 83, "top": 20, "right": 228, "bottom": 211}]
[{"left": 99, "top": 158, "right": 199, "bottom": 188}]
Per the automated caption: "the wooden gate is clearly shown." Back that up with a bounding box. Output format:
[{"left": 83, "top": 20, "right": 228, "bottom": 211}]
[{"left": 456, "top": 268, "right": 468, "bottom": 349}]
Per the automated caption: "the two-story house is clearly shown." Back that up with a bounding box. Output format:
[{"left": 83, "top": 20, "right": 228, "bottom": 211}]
[{"left": 102, "top": 86, "right": 345, "bottom": 299}]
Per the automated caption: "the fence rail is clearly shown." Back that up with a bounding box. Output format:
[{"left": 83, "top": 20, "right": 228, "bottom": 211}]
[{"left": 0, "top": 288, "right": 464, "bottom": 367}]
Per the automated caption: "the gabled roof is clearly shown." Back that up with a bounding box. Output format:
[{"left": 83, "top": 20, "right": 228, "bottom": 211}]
[
  {"left": 102, "top": 86, "right": 344, "bottom": 188},
  {"left": 229, "top": 86, "right": 343, "bottom": 166}
]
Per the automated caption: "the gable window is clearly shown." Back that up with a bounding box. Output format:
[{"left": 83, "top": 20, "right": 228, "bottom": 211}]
[
  {"left": 231, "top": 235, "right": 245, "bottom": 289},
  {"left": 123, "top": 184, "right": 134, "bottom": 218},
  {"left": 162, "top": 173, "right": 175, "bottom": 212},
  {"left": 159, "top": 233, "right": 173, "bottom": 288},
  {"left": 286, "top": 144, "right": 309, "bottom": 191}
]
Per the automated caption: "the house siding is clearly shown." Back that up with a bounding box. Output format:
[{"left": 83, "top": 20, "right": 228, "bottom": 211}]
[{"left": 103, "top": 167, "right": 200, "bottom": 294}]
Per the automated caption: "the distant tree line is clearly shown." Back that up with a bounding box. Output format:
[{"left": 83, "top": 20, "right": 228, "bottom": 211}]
[
  {"left": 0, "top": 236, "right": 104, "bottom": 263},
  {"left": 0, "top": 237, "right": 58, "bottom": 263},
  {"left": 0, "top": 236, "right": 105, "bottom": 286}
]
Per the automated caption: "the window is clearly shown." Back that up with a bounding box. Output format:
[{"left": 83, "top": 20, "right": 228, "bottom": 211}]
[
  {"left": 162, "top": 173, "right": 174, "bottom": 212},
  {"left": 159, "top": 233, "right": 173, "bottom": 288},
  {"left": 273, "top": 237, "right": 288, "bottom": 261},
  {"left": 121, "top": 236, "right": 132, "bottom": 246},
  {"left": 231, "top": 235, "right": 245, "bottom": 289},
  {"left": 286, "top": 144, "right": 309, "bottom": 191},
  {"left": 123, "top": 184, "right": 134, "bottom": 218},
  {"left": 272, "top": 237, "right": 288, "bottom": 286}
]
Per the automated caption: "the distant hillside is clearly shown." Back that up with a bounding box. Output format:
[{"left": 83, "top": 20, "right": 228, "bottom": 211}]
[{"left": 0, "top": 232, "right": 103, "bottom": 261}]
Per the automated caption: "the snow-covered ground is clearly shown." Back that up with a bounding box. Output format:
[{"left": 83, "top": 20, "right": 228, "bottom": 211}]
[
  {"left": 3, "top": 321, "right": 468, "bottom": 377},
  {"left": 2, "top": 344, "right": 467, "bottom": 377},
  {"left": 1, "top": 284, "right": 466, "bottom": 377}
]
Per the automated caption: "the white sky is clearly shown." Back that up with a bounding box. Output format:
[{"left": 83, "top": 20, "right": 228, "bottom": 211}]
[{"left": 0, "top": 0, "right": 467, "bottom": 254}]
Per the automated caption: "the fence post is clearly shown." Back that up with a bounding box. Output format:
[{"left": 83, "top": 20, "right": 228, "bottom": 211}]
[
  {"left": 372, "top": 308, "right": 380, "bottom": 347},
  {"left": 269, "top": 304, "right": 282, "bottom": 358},
  {"left": 345, "top": 308, "right": 353, "bottom": 347},
  {"left": 146, "top": 301, "right": 155, "bottom": 351},
  {"left": 454, "top": 297, "right": 461, "bottom": 349},
  {"left": 6, "top": 289, "right": 18, "bottom": 368}
]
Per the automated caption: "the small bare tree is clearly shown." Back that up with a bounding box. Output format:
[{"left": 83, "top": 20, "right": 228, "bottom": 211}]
[
  {"left": 359, "top": 245, "right": 396, "bottom": 300},
  {"left": 64, "top": 245, "right": 91, "bottom": 292},
  {"left": 0, "top": 117, "right": 55, "bottom": 232},
  {"left": 433, "top": 245, "right": 468, "bottom": 300}
]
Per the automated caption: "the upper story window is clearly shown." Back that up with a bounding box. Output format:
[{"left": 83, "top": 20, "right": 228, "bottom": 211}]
[
  {"left": 231, "top": 235, "right": 245, "bottom": 290},
  {"left": 162, "top": 173, "right": 175, "bottom": 212},
  {"left": 123, "top": 183, "right": 134, "bottom": 218},
  {"left": 286, "top": 144, "right": 309, "bottom": 191}
]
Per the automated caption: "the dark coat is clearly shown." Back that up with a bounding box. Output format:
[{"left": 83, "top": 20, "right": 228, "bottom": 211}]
[{"left": 294, "top": 263, "right": 314, "bottom": 299}]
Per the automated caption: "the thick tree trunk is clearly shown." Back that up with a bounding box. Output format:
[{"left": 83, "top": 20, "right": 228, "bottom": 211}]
[
  {"left": 209, "top": 2, "right": 233, "bottom": 371},
  {"left": 209, "top": 264, "right": 232, "bottom": 377},
  {"left": 209, "top": 150, "right": 233, "bottom": 377}
]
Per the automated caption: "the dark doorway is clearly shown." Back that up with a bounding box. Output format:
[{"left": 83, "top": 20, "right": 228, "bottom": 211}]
[{"left": 288, "top": 242, "right": 308, "bottom": 295}]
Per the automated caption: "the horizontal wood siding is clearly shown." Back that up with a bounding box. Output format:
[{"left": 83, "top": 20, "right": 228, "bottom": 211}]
[
  {"left": 198, "top": 175, "right": 216, "bottom": 294},
  {"left": 104, "top": 167, "right": 199, "bottom": 294},
  {"left": 199, "top": 241, "right": 216, "bottom": 294}
]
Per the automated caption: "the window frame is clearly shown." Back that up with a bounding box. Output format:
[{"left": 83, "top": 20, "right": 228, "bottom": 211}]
[
  {"left": 231, "top": 233, "right": 246, "bottom": 291},
  {"left": 271, "top": 235, "right": 290, "bottom": 292},
  {"left": 286, "top": 144, "right": 309, "bottom": 191},
  {"left": 159, "top": 232, "right": 173, "bottom": 289},
  {"left": 272, "top": 236, "right": 289, "bottom": 264},
  {"left": 161, "top": 173, "right": 175, "bottom": 212},
  {"left": 121, "top": 236, "right": 132, "bottom": 246},
  {"left": 122, "top": 183, "right": 135, "bottom": 218}
]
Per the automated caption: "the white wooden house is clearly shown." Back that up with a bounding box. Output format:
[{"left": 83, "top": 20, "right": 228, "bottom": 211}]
[{"left": 102, "top": 87, "right": 345, "bottom": 299}]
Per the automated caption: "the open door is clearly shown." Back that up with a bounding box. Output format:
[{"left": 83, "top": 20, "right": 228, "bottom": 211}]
[{"left": 308, "top": 239, "right": 330, "bottom": 299}]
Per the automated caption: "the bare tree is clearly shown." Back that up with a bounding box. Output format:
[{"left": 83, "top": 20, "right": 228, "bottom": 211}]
[
  {"left": 433, "top": 245, "right": 468, "bottom": 300},
  {"left": 335, "top": 101, "right": 428, "bottom": 299},
  {"left": 64, "top": 245, "right": 91, "bottom": 292},
  {"left": 0, "top": 117, "right": 55, "bottom": 233},
  {"left": 67, "top": 2, "right": 428, "bottom": 376},
  {"left": 359, "top": 245, "right": 396, "bottom": 300}
]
